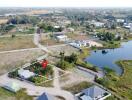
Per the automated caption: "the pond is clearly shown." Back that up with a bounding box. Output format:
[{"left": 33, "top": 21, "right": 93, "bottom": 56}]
[{"left": 85, "top": 40, "right": 132, "bottom": 75}]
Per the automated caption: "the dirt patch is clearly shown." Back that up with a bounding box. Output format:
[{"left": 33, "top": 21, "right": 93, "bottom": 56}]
[
  {"left": 60, "top": 72, "right": 89, "bottom": 88},
  {"left": 0, "top": 49, "right": 45, "bottom": 75},
  {"left": 48, "top": 45, "right": 79, "bottom": 56},
  {"left": 0, "top": 36, "right": 36, "bottom": 51}
]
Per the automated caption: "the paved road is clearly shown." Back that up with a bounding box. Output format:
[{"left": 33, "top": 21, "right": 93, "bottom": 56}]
[
  {"left": 0, "top": 48, "right": 40, "bottom": 54},
  {"left": 0, "top": 44, "right": 67, "bottom": 54},
  {"left": 53, "top": 67, "right": 61, "bottom": 89},
  {"left": 0, "top": 34, "right": 34, "bottom": 38},
  {"left": 77, "top": 66, "right": 104, "bottom": 78},
  {"left": 34, "top": 33, "right": 51, "bottom": 54}
]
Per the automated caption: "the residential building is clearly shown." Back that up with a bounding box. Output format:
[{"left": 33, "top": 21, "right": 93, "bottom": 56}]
[
  {"left": 76, "top": 85, "right": 111, "bottom": 100},
  {"left": 56, "top": 35, "right": 68, "bottom": 42},
  {"left": 18, "top": 69, "right": 35, "bottom": 79},
  {"left": 116, "top": 19, "right": 125, "bottom": 23}
]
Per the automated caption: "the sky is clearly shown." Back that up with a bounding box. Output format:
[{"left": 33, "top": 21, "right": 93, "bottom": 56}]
[{"left": 0, "top": 0, "right": 132, "bottom": 7}]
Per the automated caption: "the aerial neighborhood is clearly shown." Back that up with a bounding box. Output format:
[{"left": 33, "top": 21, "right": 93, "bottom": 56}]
[{"left": 0, "top": 7, "right": 132, "bottom": 100}]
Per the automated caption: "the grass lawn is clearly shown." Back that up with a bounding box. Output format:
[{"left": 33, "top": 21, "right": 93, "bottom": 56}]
[
  {"left": 0, "top": 88, "right": 33, "bottom": 100},
  {"left": 102, "top": 41, "right": 121, "bottom": 49},
  {"left": 96, "top": 60, "right": 132, "bottom": 100},
  {"left": 0, "top": 35, "right": 36, "bottom": 51},
  {"left": 0, "top": 87, "right": 15, "bottom": 100},
  {"left": 37, "top": 80, "right": 53, "bottom": 87},
  {"left": 76, "top": 48, "right": 98, "bottom": 72},
  {"left": 96, "top": 28, "right": 129, "bottom": 35}
]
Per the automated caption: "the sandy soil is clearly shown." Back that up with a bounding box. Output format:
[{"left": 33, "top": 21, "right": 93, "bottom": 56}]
[{"left": 0, "top": 49, "right": 45, "bottom": 75}]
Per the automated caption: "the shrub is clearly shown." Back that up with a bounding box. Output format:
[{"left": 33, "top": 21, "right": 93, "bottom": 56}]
[
  {"left": 57, "top": 60, "right": 74, "bottom": 70},
  {"left": 8, "top": 69, "right": 18, "bottom": 78}
]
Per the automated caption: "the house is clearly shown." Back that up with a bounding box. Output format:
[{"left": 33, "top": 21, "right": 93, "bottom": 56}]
[
  {"left": 56, "top": 35, "right": 68, "bottom": 42},
  {"left": 18, "top": 69, "right": 35, "bottom": 79},
  {"left": 90, "top": 20, "right": 105, "bottom": 28},
  {"left": 37, "top": 92, "right": 55, "bottom": 100},
  {"left": 116, "top": 19, "right": 125, "bottom": 23},
  {"left": 123, "top": 23, "right": 132, "bottom": 29},
  {"left": 3, "top": 82, "right": 21, "bottom": 92},
  {"left": 77, "top": 85, "right": 111, "bottom": 100},
  {"left": 67, "top": 28, "right": 75, "bottom": 32},
  {"left": 54, "top": 25, "right": 60, "bottom": 29}
]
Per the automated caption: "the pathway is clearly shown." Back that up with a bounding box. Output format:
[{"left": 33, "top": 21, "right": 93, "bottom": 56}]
[
  {"left": 33, "top": 30, "right": 75, "bottom": 100},
  {"left": 53, "top": 67, "right": 61, "bottom": 89}
]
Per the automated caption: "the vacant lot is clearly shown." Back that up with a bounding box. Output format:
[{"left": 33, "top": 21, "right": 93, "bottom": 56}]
[
  {"left": 0, "top": 19, "right": 8, "bottom": 24},
  {"left": 0, "top": 49, "right": 45, "bottom": 75},
  {"left": 48, "top": 45, "right": 79, "bottom": 56},
  {"left": 62, "top": 81, "right": 92, "bottom": 94},
  {"left": 0, "top": 36, "right": 36, "bottom": 51}
]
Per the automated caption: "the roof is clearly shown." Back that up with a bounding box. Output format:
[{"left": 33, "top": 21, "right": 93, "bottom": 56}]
[
  {"left": 56, "top": 35, "right": 67, "bottom": 39},
  {"left": 4, "top": 82, "right": 21, "bottom": 92},
  {"left": 82, "top": 85, "right": 108, "bottom": 99},
  {"left": 18, "top": 69, "right": 35, "bottom": 79},
  {"left": 37, "top": 93, "right": 54, "bottom": 100}
]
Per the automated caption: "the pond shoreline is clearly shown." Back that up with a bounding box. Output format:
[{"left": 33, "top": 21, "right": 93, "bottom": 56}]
[{"left": 85, "top": 40, "right": 132, "bottom": 75}]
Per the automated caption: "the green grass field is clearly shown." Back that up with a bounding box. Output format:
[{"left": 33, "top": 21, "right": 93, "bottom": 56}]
[
  {"left": 0, "top": 88, "right": 33, "bottom": 100},
  {"left": 97, "top": 60, "right": 132, "bottom": 100}
]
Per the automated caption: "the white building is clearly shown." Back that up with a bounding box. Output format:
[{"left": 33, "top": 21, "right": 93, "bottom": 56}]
[
  {"left": 123, "top": 23, "right": 132, "bottom": 29},
  {"left": 18, "top": 69, "right": 35, "bottom": 79},
  {"left": 90, "top": 20, "right": 105, "bottom": 27},
  {"left": 4, "top": 82, "right": 21, "bottom": 93},
  {"left": 67, "top": 28, "right": 75, "bottom": 32},
  {"left": 116, "top": 19, "right": 125, "bottom": 23},
  {"left": 56, "top": 35, "right": 68, "bottom": 42},
  {"left": 54, "top": 25, "right": 60, "bottom": 29}
]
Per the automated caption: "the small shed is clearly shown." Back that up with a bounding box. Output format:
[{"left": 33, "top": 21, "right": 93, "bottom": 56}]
[
  {"left": 18, "top": 69, "right": 35, "bottom": 79},
  {"left": 56, "top": 35, "right": 68, "bottom": 42},
  {"left": 4, "top": 82, "right": 21, "bottom": 92}
]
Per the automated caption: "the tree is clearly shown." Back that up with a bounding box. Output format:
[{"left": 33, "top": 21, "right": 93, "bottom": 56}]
[
  {"left": 97, "top": 32, "right": 114, "bottom": 41},
  {"left": 66, "top": 53, "right": 78, "bottom": 63}
]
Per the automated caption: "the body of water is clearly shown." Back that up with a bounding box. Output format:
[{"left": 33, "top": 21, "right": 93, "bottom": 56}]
[{"left": 85, "top": 40, "right": 132, "bottom": 75}]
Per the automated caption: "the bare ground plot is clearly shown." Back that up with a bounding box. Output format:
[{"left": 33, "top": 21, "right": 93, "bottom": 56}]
[
  {"left": 59, "top": 72, "right": 89, "bottom": 88},
  {"left": 48, "top": 45, "right": 79, "bottom": 56},
  {"left": 0, "top": 19, "right": 8, "bottom": 24},
  {"left": 41, "top": 39, "right": 64, "bottom": 46},
  {"left": 67, "top": 33, "right": 89, "bottom": 41},
  {"left": 0, "top": 49, "right": 45, "bottom": 75},
  {"left": 40, "top": 34, "right": 64, "bottom": 46},
  {"left": 0, "top": 36, "right": 36, "bottom": 51}
]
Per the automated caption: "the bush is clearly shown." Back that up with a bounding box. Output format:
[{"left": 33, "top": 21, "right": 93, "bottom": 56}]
[
  {"left": 76, "top": 60, "right": 98, "bottom": 72},
  {"left": 57, "top": 60, "right": 74, "bottom": 70},
  {"left": 8, "top": 69, "right": 18, "bottom": 78}
]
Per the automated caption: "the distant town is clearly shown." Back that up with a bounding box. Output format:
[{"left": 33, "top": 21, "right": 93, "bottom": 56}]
[{"left": 0, "top": 8, "right": 132, "bottom": 100}]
